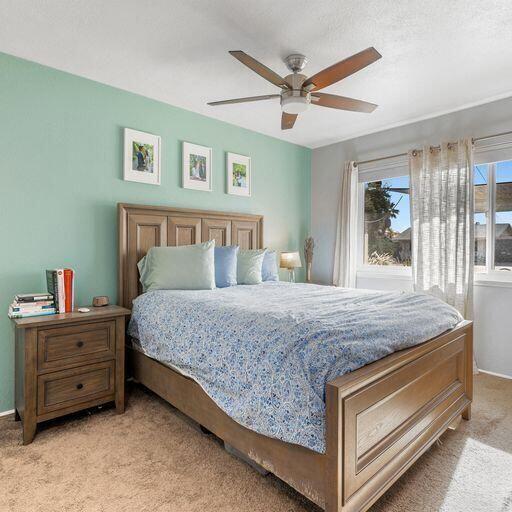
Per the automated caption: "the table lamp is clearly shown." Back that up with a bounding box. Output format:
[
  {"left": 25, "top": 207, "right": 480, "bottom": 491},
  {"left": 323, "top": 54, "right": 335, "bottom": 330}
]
[{"left": 280, "top": 251, "right": 302, "bottom": 283}]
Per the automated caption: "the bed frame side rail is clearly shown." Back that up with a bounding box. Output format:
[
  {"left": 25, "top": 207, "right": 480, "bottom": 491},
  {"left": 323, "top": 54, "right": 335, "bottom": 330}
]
[{"left": 127, "top": 345, "right": 327, "bottom": 507}]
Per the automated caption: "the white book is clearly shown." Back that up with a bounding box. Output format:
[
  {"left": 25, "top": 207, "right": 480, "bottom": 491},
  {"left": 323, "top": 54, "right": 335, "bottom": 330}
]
[
  {"left": 8, "top": 308, "right": 56, "bottom": 318},
  {"left": 10, "top": 303, "right": 55, "bottom": 312},
  {"left": 56, "top": 269, "right": 66, "bottom": 314}
]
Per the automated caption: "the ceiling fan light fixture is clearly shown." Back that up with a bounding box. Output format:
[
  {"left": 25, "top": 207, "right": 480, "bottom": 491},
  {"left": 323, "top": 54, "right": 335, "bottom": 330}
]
[
  {"left": 281, "top": 90, "right": 310, "bottom": 115},
  {"left": 208, "top": 48, "right": 381, "bottom": 130}
]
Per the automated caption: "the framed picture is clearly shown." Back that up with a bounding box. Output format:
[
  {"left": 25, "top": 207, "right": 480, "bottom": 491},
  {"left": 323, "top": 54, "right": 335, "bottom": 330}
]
[
  {"left": 227, "top": 152, "right": 251, "bottom": 197},
  {"left": 123, "top": 128, "right": 161, "bottom": 185},
  {"left": 182, "top": 142, "right": 212, "bottom": 191}
]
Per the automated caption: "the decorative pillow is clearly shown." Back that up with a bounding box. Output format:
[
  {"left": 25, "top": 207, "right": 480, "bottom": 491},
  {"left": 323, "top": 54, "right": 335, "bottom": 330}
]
[
  {"left": 237, "top": 249, "right": 267, "bottom": 285},
  {"left": 138, "top": 241, "right": 215, "bottom": 292},
  {"left": 214, "top": 245, "right": 239, "bottom": 288},
  {"left": 261, "top": 250, "right": 279, "bottom": 282}
]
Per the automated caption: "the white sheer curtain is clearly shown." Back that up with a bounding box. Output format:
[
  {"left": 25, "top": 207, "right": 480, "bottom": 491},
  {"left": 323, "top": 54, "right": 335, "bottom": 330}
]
[
  {"left": 409, "top": 139, "right": 474, "bottom": 318},
  {"left": 332, "top": 161, "right": 358, "bottom": 287}
]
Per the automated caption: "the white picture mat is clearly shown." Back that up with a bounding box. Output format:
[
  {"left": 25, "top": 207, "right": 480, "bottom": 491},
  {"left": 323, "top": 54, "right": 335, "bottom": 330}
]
[
  {"left": 182, "top": 142, "right": 212, "bottom": 191},
  {"left": 227, "top": 152, "right": 251, "bottom": 196},
  {"left": 123, "top": 128, "right": 161, "bottom": 185}
]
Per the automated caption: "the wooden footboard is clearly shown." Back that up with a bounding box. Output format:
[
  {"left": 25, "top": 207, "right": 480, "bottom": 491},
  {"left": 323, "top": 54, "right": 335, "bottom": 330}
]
[{"left": 324, "top": 320, "right": 473, "bottom": 512}]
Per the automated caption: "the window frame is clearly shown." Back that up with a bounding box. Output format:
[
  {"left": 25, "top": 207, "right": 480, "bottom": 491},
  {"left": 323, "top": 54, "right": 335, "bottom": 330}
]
[
  {"left": 355, "top": 141, "right": 512, "bottom": 284},
  {"left": 474, "top": 160, "right": 512, "bottom": 283}
]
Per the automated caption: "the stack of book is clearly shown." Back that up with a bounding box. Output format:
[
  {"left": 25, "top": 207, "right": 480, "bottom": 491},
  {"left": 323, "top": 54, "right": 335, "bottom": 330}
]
[
  {"left": 46, "top": 268, "right": 75, "bottom": 313},
  {"left": 8, "top": 293, "right": 56, "bottom": 319},
  {"left": 8, "top": 268, "right": 75, "bottom": 319}
]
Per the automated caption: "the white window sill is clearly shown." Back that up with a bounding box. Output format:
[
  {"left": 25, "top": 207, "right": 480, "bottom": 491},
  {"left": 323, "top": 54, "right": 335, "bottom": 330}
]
[
  {"left": 356, "top": 269, "right": 512, "bottom": 288},
  {"left": 357, "top": 266, "right": 412, "bottom": 280},
  {"left": 474, "top": 272, "right": 512, "bottom": 288}
]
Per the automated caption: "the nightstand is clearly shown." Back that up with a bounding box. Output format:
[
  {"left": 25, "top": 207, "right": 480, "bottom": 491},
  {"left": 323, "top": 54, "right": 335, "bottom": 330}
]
[{"left": 12, "top": 305, "right": 131, "bottom": 444}]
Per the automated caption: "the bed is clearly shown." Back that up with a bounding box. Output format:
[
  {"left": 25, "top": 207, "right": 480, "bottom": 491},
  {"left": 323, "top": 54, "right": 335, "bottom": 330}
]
[{"left": 118, "top": 203, "right": 473, "bottom": 512}]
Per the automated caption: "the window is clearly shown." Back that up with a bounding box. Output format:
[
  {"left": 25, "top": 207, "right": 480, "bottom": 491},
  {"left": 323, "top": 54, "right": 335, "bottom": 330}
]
[
  {"left": 357, "top": 149, "right": 512, "bottom": 277},
  {"left": 363, "top": 175, "right": 411, "bottom": 267},
  {"left": 474, "top": 164, "right": 488, "bottom": 271},
  {"left": 475, "top": 159, "right": 512, "bottom": 273}
]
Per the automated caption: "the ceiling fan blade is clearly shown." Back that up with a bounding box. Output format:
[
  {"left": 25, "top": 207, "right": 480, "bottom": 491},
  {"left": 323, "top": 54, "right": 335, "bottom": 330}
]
[
  {"left": 208, "top": 94, "right": 280, "bottom": 106},
  {"left": 281, "top": 112, "right": 298, "bottom": 130},
  {"left": 302, "top": 47, "right": 382, "bottom": 92},
  {"left": 229, "top": 51, "right": 290, "bottom": 89},
  {"left": 311, "top": 93, "right": 377, "bottom": 113}
]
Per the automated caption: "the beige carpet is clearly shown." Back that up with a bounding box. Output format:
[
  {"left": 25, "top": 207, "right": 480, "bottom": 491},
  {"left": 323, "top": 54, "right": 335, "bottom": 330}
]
[{"left": 1, "top": 374, "right": 511, "bottom": 512}]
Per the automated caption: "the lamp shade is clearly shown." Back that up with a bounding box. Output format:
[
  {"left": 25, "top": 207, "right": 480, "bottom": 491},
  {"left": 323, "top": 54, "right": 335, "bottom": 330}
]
[{"left": 280, "top": 251, "right": 302, "bottom": 269}]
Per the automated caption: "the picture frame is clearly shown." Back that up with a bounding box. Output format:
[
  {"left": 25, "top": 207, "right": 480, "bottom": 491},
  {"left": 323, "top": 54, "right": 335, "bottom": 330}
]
[
  {"left": 227, "top": 152, "right": 251, "bottom": 197},
  {"left": 123, "top": 128, "right": 161, "bottom": 185},
  {"left": 182, "top": 142, "right": 212, "bottom": 191}
]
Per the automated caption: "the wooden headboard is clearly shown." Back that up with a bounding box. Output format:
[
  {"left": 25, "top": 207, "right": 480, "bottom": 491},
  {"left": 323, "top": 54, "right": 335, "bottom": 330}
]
[{"left": 118, "top": 203, "right": 264, "bottom": 308}]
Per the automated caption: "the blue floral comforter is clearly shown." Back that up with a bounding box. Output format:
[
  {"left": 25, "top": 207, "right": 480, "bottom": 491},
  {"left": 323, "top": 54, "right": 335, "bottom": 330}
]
[{"left": 128, "top": 282, "right": 462, "bottom": 453}]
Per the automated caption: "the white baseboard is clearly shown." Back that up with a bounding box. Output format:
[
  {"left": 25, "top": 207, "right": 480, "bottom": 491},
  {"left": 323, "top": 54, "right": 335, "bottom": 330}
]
[
  {"left": 478, "top": 369, "right": 512, "bottom": 380},
  {"left": 0, "top": 409, "right": 15, "bottom": 418}
]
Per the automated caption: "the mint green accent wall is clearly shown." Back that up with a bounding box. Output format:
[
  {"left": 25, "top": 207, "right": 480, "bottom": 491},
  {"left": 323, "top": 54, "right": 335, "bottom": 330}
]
[{"left": 0, "top": 53, "right": 311, "bottom": 413}]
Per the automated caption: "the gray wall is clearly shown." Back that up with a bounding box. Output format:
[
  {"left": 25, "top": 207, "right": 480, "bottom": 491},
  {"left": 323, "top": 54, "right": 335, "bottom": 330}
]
[
  {"left": 311, "top": 96, "right": 512, "bottom": 284},
  {"left": 311, "top": 96, "right": 512, "bottom": 378}
]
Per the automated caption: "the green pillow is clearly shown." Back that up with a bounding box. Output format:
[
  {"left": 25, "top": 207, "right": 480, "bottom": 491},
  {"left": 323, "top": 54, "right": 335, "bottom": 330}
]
[
  {"left": 138, "top": 241, "right": 215, "bottom": 292},
  {"left": 237, "top": 249, "right": 267, "bottom": 285}
]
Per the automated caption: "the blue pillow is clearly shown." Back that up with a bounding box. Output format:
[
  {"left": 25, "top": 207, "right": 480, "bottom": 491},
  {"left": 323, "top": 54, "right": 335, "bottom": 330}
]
[
  {"left": 214, "top": 245, "right": 239, "bottom": 288},
  {"left": 262, "top": 250, "right": 279, "bottom": 282}
]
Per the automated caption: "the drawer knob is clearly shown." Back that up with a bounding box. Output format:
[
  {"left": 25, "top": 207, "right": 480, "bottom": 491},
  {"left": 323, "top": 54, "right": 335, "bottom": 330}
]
[
  {"left": 76, "top": 340, "right": 84, "bottom": 348},
  {"left": 76, "top": 383, "right": 84, "bottom": 390}
]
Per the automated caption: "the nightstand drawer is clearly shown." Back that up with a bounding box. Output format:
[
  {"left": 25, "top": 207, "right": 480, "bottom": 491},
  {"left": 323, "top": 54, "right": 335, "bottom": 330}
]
[
  {"left": 38, "top": 321, "right": 115, "bottom": 371},
  {"left": 37, "top": 361, "right": 115, "bottom": 416}
]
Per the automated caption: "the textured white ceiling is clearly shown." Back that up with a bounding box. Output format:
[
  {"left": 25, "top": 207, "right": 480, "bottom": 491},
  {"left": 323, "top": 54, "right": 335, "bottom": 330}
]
[{"left": 2, "top": 0, "right": 512, "bottom": 148}]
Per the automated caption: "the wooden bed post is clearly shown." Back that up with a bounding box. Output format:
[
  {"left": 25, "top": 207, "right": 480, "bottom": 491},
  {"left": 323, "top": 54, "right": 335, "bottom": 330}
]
[
  {"left": 325, "top": 382, "right": 343, "bottom": 512},
  {"left": 462, "top": 324, "right": 473, "bottom": 420}
]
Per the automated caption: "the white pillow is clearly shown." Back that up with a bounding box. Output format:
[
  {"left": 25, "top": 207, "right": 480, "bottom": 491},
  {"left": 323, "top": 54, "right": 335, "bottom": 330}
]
[
  {"left": 237, "top": 249, "right": 267, "bottom": 285},
  {"left": 138, "top": 241, "right": 215, "bottom": 291}
]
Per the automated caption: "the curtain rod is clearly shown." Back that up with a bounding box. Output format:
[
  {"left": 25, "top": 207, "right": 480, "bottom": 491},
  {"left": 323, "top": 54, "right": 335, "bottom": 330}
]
[{"left": 355, "top": 128, "right": 512, "bottom": 167}]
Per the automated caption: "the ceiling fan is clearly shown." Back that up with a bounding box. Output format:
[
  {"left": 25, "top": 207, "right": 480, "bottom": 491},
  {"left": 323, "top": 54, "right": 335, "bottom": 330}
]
[{"left": 207, "top": 47, "right": 381, "bottom": 130}]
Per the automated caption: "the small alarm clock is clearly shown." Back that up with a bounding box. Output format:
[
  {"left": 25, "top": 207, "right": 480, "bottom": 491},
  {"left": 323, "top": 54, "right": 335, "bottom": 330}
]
[{"left": 92, "top": 296, "right": 110, "bottom": 307}]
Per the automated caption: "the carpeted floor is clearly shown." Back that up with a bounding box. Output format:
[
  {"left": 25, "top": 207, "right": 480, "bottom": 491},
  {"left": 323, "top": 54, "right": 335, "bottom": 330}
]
[{"left": 0, "top": 373, "right": 511, "bottom": 512}]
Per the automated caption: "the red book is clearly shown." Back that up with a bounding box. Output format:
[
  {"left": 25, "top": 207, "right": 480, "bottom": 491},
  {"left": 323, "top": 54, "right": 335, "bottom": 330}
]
[{"left": 64, "top": 269, "right": 74, "bottom": 313}]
